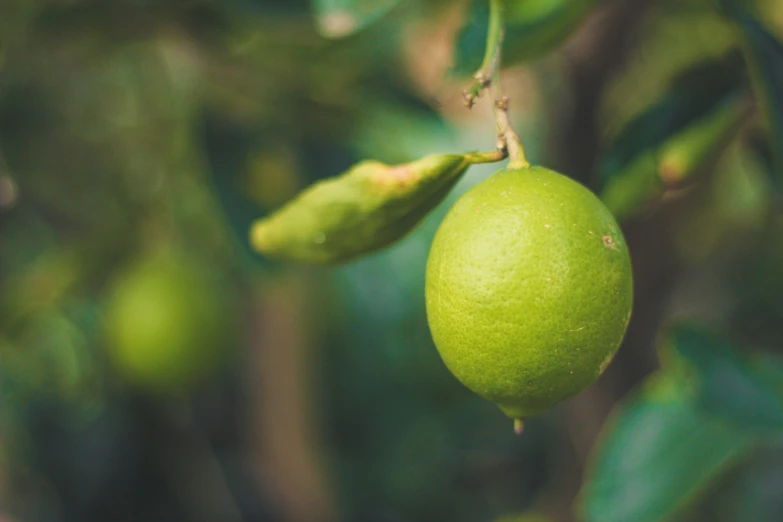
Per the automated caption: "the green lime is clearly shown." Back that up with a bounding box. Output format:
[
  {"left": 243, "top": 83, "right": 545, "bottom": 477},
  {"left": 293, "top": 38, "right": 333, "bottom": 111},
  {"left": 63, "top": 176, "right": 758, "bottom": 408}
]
[
  {"left": 425, "top": 166, "right": 633, "bottom": 427},
  {"left": 104, "top": 251, "right": 236, "bottom": 392}
]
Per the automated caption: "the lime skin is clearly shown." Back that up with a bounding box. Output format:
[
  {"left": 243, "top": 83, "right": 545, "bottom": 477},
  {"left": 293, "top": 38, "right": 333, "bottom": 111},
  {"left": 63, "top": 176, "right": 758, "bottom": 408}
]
[{"left": 425, "top": 166, "right": 633, "bottom": 423}]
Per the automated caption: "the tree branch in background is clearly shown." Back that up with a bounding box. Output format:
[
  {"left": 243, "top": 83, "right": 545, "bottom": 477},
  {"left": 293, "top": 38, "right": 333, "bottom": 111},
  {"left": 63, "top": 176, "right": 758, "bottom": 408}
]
[{"left": 248, "top": 275, "right": 334, "bottom": 522}]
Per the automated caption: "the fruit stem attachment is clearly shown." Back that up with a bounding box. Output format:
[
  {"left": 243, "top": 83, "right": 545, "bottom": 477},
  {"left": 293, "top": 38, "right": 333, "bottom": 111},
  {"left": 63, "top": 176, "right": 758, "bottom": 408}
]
[
  {"left": 513, "top": 418, "right": 525, "bottom": 436},
  {"left": 463, "top": 0, "right": 504, "bottom": 108},
  {"left": 463, "top": 148, "right": 508, "bottom": 164},
  {"left": 493, "top": 90, "right": 529, "bottom": 169}
]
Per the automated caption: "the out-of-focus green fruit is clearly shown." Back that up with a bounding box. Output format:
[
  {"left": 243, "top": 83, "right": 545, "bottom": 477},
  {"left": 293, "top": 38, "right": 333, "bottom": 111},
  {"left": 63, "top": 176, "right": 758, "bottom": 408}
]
[{"left": 103, "top": 251, "right": 236, "bottom": 392}]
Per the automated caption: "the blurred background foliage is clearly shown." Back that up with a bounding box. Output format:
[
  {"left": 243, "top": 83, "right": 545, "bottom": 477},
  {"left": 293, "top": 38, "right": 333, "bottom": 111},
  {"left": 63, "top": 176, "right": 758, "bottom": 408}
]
[{"left": 0, "top": 0, "right": 782, "bottom": 521}]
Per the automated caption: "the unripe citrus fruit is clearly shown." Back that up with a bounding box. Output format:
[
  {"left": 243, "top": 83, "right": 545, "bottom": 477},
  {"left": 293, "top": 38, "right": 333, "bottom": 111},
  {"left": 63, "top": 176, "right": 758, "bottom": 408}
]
[
  {"left": 104, "top": 251, "right": 236, "bottom": 392},
  {"left": 425, "top": 166, "right": 633, "bottom": 428}
]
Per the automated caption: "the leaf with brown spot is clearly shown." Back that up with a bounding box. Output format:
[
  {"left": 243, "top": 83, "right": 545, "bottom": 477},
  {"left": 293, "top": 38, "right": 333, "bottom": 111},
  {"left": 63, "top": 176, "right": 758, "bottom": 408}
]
[{"left": 250, "top": 153, "right": 475, "bottom": 264}]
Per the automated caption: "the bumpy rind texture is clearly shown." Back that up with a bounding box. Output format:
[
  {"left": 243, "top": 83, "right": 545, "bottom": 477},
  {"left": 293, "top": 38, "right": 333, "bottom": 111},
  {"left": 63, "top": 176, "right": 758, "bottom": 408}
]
[{"left": 425, "top": 167, "right": 633, "bottom": 419}]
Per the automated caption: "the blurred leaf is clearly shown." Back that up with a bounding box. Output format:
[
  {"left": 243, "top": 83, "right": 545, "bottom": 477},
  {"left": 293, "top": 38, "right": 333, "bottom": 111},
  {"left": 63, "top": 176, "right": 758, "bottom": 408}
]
[
  {"left": 723, "top": 1, "right": 783, "bottom": 188},
  {"left": 1, "top": 306, "right": 102, "bottom": 407},
  {"left": 598, "top": 58, "right": 748, "bottom": 221},
  {"left": 352, "top": 99, "right": 457, "bottom": 164},
  {"left": 579, "top": 371, "right": 757, "bottom": 522},
  {"left": 600, "top": 1, "right": 739, "bottom": 136},
  {"left": 453, "top": 0, "right": 601, "bottom": 76},
  {"left": 673, "top": 134, "right": 770, "bottom": 263},
  {"left": 502, "top": 0, "right": 601, "bottom": 64},
  {"left": 312, "top": 0, "right": 401, "bottom": 38},
  {"left": 1, "top": 248, "right": 82, "bottom": 328},
  {"left": 452, "top": 0, "right": 490, "bottom": 77},
  {"left": 249, "top": 151, "right": 501, "bottom": 264},
  {"left": 729, "top": 449, "right": 783, "bottom": 522},
  {"left": 656, "top": 100, "right": 748, "bottom": 186},
  {"left": 0, "top": 235, "right": 135, "bottom": 334},
  {"left": 663, "top": 324, "right": 783, "bottom": 434}
]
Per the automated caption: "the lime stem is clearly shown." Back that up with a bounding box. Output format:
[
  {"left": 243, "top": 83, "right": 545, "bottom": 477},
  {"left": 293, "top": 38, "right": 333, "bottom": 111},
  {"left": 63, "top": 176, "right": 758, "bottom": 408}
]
[
  {"left": 493, "top": 93, "right": 529, "bottom": 169},
  {"left": 463, "top": 149, "right": 508, "bottom": 165},
  {"left": 488, "top": 1, "right": 529, "bottom": 169}
]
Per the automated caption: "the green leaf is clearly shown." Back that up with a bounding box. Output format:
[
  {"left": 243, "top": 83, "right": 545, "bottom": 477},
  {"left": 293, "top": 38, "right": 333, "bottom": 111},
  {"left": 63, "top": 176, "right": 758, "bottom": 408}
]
[
  {"left": 671, "top": 134, "right": 771, "bottom": 263},
  {"left": 599, "top": 1, "right": 739, "bottom": 136},
  {"left": 312, "top": 0, "right": 401, "bottom": 38},
  {"left": 503, "top": 0, "right": 600, "bottom": 64},
  {"left": 579, "top": 371, "right": 757, "bottom": 522},
  {"left": 452, "top": 0, "right": 490, "bottom": 77},
  {"left": 249, "top": 152, "right": 498, "bottom": 264},
  {"left": 664, "top": 324, "right": 783, "bottom": 434},
  {"left": 598, "top": 58, "right": 749, "bottom": 221},
  {"left": 722, "top": 1, "right": 783, "bottom": 188},
  {"left": 452, "top": 0, "right": 601, "bottom": 76}
]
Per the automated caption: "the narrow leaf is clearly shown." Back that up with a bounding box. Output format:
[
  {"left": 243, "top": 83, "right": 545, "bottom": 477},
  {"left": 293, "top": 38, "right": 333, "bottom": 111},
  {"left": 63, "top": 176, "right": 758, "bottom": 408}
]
[{"left": 599, "top": 2, "right": 738, "bottom": 137}]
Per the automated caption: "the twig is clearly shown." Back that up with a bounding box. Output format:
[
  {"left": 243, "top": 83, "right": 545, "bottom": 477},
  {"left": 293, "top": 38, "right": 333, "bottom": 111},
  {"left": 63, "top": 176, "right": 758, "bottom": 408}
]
[
  {"left": 462, "top": 0, "right": 504, "bottom": 108},
  {"left": 464, "top": 0, "right": 530, "bottom": 169},
  {"left": 463, "top": 148, "right": 508, "bottom": 164},
  {"left": 493, "top": 92, "right": 529, "bottom": 169}
]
